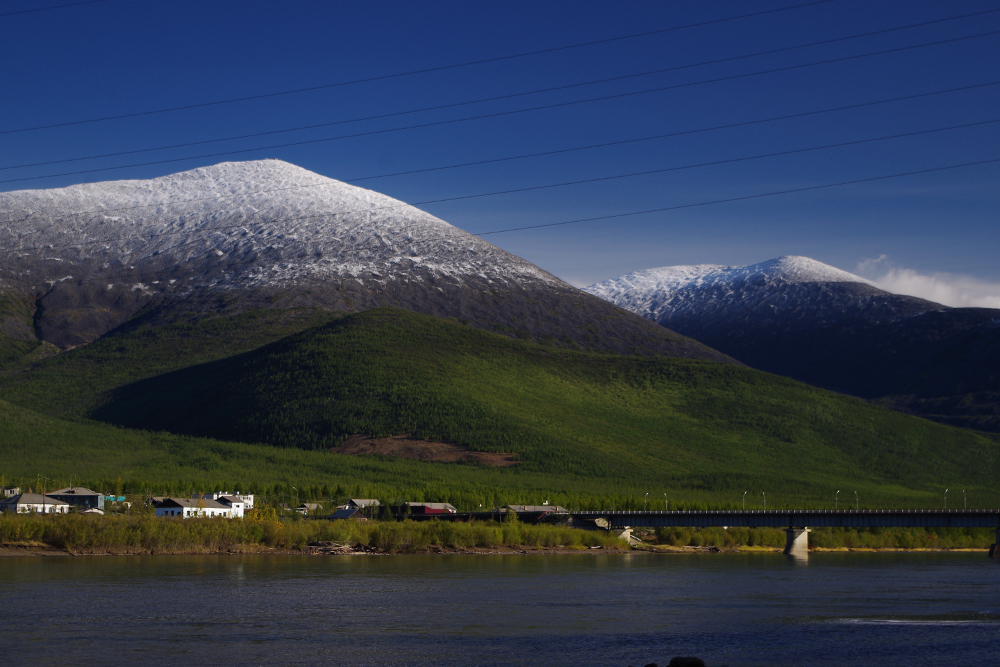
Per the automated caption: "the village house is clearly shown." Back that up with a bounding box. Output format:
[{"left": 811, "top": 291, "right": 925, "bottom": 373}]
[
  {"left": 398, "top": 502, "right": 458, "bottom": 515},
  {"left": 194, "top": 492, "right": 255, "bottom": 508},
  {"left": 2, "top": 486, "right": 20, "bottom": 499},
  {"left": 296, "top": 503, "right": 323, "bottom": 514},
  {"left": 46, "top": 487, "right": 105, "bottom": 511},
  {"left": 347, "top": 499, "right": 381, "bottom": 510},
  {"left": 329, "top": 507, "right": 368, "bottom": 521},
  {"left": 0, "top": 493, "right": 71, "bottom": 514},
  {"left": 154, "top": 496, "right": 245, "bottom": 518}
]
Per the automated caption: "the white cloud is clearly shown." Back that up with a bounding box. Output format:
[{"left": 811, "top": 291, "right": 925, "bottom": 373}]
[{"left": 857, "top": 255, "right": 1000, "bottom": 309}]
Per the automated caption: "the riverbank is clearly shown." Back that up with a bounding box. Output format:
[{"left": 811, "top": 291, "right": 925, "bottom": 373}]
[
  {"left": 0, "top": 513, "right": 625, "bottom": 555},
  {"left": 0, "top": 539, "right": 630, "bottom": 557},
  {"left": 3, "top": 515, "right": 993, "bottom": 556},
  {"left": 635, "top": 544, "right": 989, "bottom": 554}
]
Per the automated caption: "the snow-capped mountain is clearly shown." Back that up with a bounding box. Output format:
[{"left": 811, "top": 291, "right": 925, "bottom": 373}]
[
  {"left": 0, "top": 160, "right": 726, "bottom": 360},
  {"left": 586, "top": 256, "right": 1000, "bottom": 432},
  {"left": 584, "top": 256, "right": 932, "bottom": 330},
  {"left": 1, "top": 159, "right": 554, "bottom": 289}
]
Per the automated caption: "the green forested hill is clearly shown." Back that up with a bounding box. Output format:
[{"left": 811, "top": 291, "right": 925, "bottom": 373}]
[{"left": 3, "top": 307, "right": 994, "bottom": 508}]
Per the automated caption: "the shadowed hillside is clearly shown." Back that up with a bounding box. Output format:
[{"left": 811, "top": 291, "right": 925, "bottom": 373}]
[{"left": 68, "top": 307, "right": 1000, "bottom": 500}]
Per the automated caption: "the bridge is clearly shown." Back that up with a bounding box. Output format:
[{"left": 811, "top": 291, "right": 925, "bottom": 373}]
[
  {"left": 383, "top": 508, "right": 1000, "bottom": 558},
  {"left": 570, "top": 509, "right": 1000, "bottom": 558}
]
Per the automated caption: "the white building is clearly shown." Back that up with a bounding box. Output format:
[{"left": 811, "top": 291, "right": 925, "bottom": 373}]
[
  {"left": 195, "top": 492, "right": 254, "bottom": 509},
  {"left": 154, "top": 496, "right": 244, "bottom": 518},
  {"left": 0, "top": 493, "right": 71, "bottom": 514}
]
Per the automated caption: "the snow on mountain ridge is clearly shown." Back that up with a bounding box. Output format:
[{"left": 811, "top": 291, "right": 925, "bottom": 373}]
[
  {"left": 0, "top": 159, "right": 556, "bottom": 291},
  {"left": 584, "top": 256, "right": 872, "bottom": 321}
]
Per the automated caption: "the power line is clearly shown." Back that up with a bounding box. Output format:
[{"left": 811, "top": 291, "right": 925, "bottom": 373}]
[
  {"left": 4, "top": 80, "right": 997, "bottom": 220},
  {"left": 3, "top": 156, "right": 997, "bottom": 289},
  {"left": 0, "top": 0, "right": 112, "bottom": 18},
  {"left": 472, "top": 157, "right": 1000, "bottom": 237},
  {"left": 0, "top": 0, "right": 839, "bottom": 135},
  {"left": 6, "top": 7, "right": 996, "bottom": 174},
  {"left": 3, "top": 118, "right": 996, "bottom": 252},
  {"left": 5, "top": 28, "right": 997, "bottom": 187}
]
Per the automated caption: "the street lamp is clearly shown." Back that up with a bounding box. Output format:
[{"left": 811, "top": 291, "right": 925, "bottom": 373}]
[
  {"left": 292, "top": 486, "right": 298, "bottom": 513},
  {"left": 762, "top": 492, "right": 766, "bottom": 511},
  {"left": 663, "top": 493, "right": 668, "bottom": 512},
  {"left": 944, "top": 489, "right": 948, "bottom": 510},
  {"left": 835, "top": 490, "right": 840, "bottom": 510},
  {"left": 963, "top": 489, "right": 967, "bottom": 510},
  {"left": 37, "top": 475, "right": 49, "bottom": 514},
  {"left": 854, "top": 491, "right": 859, "bottom": 510},
  {"left": 742, "top": 491, "right": 747, "bottom": 511},
  {"left": 644, "top": 492, "right": 648, "bottom": 511}
]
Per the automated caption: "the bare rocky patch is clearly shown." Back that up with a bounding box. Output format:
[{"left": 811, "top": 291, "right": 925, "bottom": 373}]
[{"left": 332, "top": 434, "right": 518, "bottom": 467}]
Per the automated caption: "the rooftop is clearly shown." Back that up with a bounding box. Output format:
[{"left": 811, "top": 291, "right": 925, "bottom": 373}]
[
  {"left": 1, "top": 493, "right": 70, "bottom": 505},
  {"left": 48, "top": 487, "right": 102, "bottom": 496},
  {"left": 157, "top": 497, "right": 230, "bottom": 510}
]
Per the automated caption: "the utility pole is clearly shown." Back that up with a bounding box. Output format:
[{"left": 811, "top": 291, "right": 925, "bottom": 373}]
[
  {"left": 742, "top": 491, "right": 747, "bottom": 511},
  {"left": 835, "top": 490, "right": 840, "bottom": 510},
  {"left": 644, "top": 492, "right": 648, "bottom": 511},
  {"left": 854, "top": 491, "right": 859, "bottom": 510},
  {"left": 963, "top": 489, "right": 966, "bottom": 510},
  {"left": 37, "top": 475, "right": 49, "bottom": 514},
  {"left": 664, "top": 493, "right": 668, "bottom": 511},
  {"left": 944, "top": 489, "right": 948, "bottom": 510},
  {"left": 762, "top": 492, "right": 766, "bottom": 511}
]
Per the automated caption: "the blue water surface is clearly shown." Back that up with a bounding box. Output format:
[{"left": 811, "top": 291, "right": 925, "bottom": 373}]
[{"left": 1, "top": 551, "right": 998, "bottom": 666}]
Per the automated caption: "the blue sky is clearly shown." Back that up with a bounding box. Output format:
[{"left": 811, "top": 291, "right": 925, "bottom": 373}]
[{"left": 1, "top": 0, "right": 998, "bottom": 301}]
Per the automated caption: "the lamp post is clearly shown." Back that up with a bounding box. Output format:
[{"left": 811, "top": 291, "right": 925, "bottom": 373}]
[
  {"left": 854, "top": 491, "right": 859, "bottom": 510},
  {"left": 963, "top": 489, "right": 966, "bottom": 510},
  {"left": 644, "top": 492, "right": 648, "bottom": 512},
  {"left": 762, "top": 492, "right": 766, "bottom": 511},
  {"left": 663, "top": 493, "right": 668, "bottom": 512},
  {"left": 292, "top": 486, "right": 298, "bottom": 512},
  {"left": 835, "top": 490, "right": 840, "bottom": 510},
  {"left": 742, "top": 491, "right": 747, "bottom": 511},
  {"left": 944, "top": 489, "right": 948, "bottom": 510},
  {"left": 37, "top": 475, "right": 49, "bottom": 514}
]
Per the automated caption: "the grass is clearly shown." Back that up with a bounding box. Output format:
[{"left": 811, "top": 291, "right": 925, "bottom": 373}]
[
  {"left": 0, "top": 512, "right": 623, "bottom": 554},
  {"left": 1, "top": 307, "right": 999, "bottom": 509},
  {"left": 0, "top": 513, "right": 989, "bottom": 554}
]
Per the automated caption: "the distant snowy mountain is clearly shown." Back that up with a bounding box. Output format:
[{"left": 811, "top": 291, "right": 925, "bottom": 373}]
[
  {"left": 584, "top": 256, "right": 927, "bottom": 330},
  {"left": 586, "top": 256, "right": 1000, "bottom": 432},
  {"left": 0, "top": 160, "right": 726, "bottom": 361}
]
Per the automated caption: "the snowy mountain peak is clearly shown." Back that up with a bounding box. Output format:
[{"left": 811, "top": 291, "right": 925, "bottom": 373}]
[
  {"left": 585, "top": 256, "right": 867, "bottom": 312},
  {"left": 583, "top": 256, "right": 876, "bottom": 323},
  {"left": 0, "top": 160, "right": 724, "bottom": 359},
  {"left": 0, "top": 159, "right": 558, "bottom": 291}
]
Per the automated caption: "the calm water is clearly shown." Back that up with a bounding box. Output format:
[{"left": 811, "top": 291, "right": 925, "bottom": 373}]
[{"left": 1, "top": 552, "right": 998, "bottom": 666}]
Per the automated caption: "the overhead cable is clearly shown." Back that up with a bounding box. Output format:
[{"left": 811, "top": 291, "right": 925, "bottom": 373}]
[
  {"left": 5, "top": 7, "right": 997, "bottom": 174},
  {"left": 3, "top": 118, "right": 997, "bottom": 252},
  {"left": 2, "top": 155, "right": 997, "bottom": 291},
  {"left": 3, "top": 80, "right": 997, "bottom": 220},
  {"left": 4, "top": 28, "right": 998, "bottom": 187},
  {"left": 0, "top": 0, "right": 839, "bottom": 135},
  {"left": 472, "top": 157, "right": 1000, "bottom": 236},
  {"left": 0, "top": 0, "right": 112, "bottom": 18}
]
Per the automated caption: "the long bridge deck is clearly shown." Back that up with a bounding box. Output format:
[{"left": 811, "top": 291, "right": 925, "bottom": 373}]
[{"left": 572, "top": 509, "right": 1000, "bottom": 529}]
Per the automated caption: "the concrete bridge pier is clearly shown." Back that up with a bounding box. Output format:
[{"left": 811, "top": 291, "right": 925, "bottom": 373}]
[
  {"left": 783, "top": 527, "right": 810, "bottom": 558},
  {"left": 990, "top": 529, "right": 1000, "bottom": 559}
]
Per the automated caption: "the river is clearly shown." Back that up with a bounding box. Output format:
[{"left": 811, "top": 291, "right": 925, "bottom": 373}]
[{"left": 2, "top": 552, "right": 998, "bottom": 666}]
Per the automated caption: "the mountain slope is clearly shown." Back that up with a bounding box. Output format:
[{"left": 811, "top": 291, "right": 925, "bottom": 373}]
[
  {"left": 0, "top": 160, "right": 725, "bottom": 361},
  {"left": 67, "top": 308, "right": 999, "bottom": 503},
  {"left": 585, "top": 256, "right": 1000, "bottom": 430}
]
